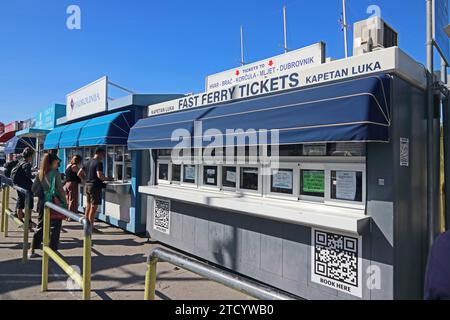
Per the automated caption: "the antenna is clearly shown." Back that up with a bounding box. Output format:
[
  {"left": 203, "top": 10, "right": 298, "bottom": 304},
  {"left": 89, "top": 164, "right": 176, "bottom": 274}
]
[
  {"left": 283, "top": 4, "right": 289, "bottom": 53},
  {"left": 240, "top": 25, "right": 245, "bottom": 66},
  {"left": 342, "top": 0, "right": 349, "bottom": 58}
]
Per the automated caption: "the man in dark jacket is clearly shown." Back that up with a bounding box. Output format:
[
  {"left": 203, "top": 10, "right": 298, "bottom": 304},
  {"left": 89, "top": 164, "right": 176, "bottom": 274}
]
[
  {"left": 13, "top": 148, "right": 35, "bottom": 222},
  {"left": 424, "top": 230, "right": 450, "bottom": 300}
]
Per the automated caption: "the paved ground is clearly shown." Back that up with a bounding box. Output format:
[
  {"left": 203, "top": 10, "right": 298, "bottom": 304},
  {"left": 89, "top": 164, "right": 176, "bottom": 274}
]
[{"left": 0, "top": 192, "right": 252, "bottom": 300}]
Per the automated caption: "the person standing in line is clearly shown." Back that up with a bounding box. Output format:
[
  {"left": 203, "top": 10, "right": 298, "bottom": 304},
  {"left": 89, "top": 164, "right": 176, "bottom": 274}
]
[
  {"left": 12, "top": 148, "right": 35, "bottom": 223},
  {"left": 64, "top": 155, "right": 82, "bottom": 213},
  {"left": 78, "top": 148, "right": 112, "bottom": 232},
  {"left": 29, "top": 153, "right": 66, "bottom": 258}
]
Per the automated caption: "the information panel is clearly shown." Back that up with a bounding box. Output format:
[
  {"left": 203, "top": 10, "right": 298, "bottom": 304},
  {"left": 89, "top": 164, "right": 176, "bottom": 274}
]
[{"left": 433, "top": 0, "right": 450, "bottom": 63}]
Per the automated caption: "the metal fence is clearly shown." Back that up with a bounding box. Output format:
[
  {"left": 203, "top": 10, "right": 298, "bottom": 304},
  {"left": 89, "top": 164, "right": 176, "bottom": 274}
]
[
  {"left": 144, "top": 247, "right": 299, "bottom": 300},
  {"left": 0, "top": 174, "right": 32, "bottom": 263},
  {"left": 41, "top": 201, "right": 92, "bottom": 300}
]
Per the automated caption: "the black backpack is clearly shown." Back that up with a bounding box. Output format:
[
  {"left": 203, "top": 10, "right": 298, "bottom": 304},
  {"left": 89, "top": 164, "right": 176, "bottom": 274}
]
[
  {"left": 11, "top": 161, "right": 26, "bottom": 185},
  {"left": 3, "top": 160, "right": 18, "bottom": 178}
]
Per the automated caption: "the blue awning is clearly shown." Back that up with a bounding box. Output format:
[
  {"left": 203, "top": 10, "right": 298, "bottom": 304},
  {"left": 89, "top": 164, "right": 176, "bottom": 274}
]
[
  {"left": 43, "top": 111, "right": 134, "bottom": 149},
  {"left": 16, "top": 128, "right": 51, "bottom": 138},
  {"left": 4, "top": 136, "right": 36, "bottom": 154},
  {"left": 128, "top": 75, "right": 391, "bottom": 150},
  {"left": 59, "top": 120, "right": 90, "bottom": 149},
  {"left": 78, "top": 111, "right": 135, "bottom": 147},
  {"left": 43, "top": 125, "right": 67, "bottom": 150}
]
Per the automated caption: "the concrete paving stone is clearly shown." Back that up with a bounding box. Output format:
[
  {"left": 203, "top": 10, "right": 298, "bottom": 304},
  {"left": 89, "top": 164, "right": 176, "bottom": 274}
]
[{"left": 0, "top": 194, "right": 252, "bottom": 300}]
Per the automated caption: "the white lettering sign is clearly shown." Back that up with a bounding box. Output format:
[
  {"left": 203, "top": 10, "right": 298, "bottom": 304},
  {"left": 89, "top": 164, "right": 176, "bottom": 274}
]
[
  {"left": 206, "top": 43, "right": 324, "bottom": 92},
  {"left": 149, "top": 47, "right": 402, "bottom": 117},
  {"left": 66, "top": 77, "right": 108, "bottom": 121}
]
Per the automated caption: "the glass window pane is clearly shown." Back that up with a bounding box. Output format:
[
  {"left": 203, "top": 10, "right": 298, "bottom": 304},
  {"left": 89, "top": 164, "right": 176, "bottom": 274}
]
[
  {"left": 107, "top": 147, "right": 114, "bottom": 178},
  {"left": 328, "top": 143, "right": 366, "bottom": 157},
  {"left": 331, "top": 171, "right": 363, "bottom": 202},
  {"left": 172, "top": 164, "right": 181, "bottom": 182},
  {"left": 303, "top": 144, "right": 327, "bottom": 156},
  {"left": 183, "top": 165, "right": 196, "bottom": 183},
  {"left": 124, "top": 148, "right": 131, "bottom": 162},
  {"left": 125, "top": 164, "right": 132, "bottom": 181},
  {"left": 116, "top": 164, "right": 123, "bottom": 181},
  {"left": 115, "top": 147, "right": 124, "bottom": 162},
  {"left": 222, "top": 167, "right": 236, "bottom": 188},
  {"left": 203, "top": 166, "right": 218, "bottom": 186},
  {"left": 240, "top": 167, "right": 259, "bottom": 191},
  {"left": 271, "top": 169, "right": 293, "bottom": 194},
  {"left": 300, "top": 170, "right": 325, "bottom": 197},
  {"left": 158, "top": 149, "right": 172, "bottom": 157},
  {"left": 158, "top": 163, "right": 169, "bottom": 181},
  {"left": 84, "top": 148, "right": 92, "bottom": 162}
]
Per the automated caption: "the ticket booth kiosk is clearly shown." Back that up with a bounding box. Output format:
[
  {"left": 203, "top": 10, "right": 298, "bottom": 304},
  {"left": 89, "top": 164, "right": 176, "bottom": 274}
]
[
  {"left": 129, "top": 42, "right": 433, "bottom": 300},
  {"left": 44, "top": 77, "right": 182, "bottom": 234}
]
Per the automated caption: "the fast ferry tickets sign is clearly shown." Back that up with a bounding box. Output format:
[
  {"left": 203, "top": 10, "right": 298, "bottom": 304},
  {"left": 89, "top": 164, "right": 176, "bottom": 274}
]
[
  {"left": 205, "top": 42, "right": 325, "bottom": 92},
  {"left": 148, "top": 47, "right": 422, "bottom": 117}
]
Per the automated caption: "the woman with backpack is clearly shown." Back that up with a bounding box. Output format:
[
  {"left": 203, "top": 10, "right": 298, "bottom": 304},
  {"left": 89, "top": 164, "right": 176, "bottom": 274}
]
[
  {"left": 64, "top": 155, "right": 82, "bottom": 213},
  {"left": 29, "top": 153, "right": 67, "bottom": 258}
]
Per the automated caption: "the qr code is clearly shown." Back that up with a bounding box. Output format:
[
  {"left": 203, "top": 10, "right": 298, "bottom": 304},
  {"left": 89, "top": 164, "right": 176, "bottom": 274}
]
[
  {"left": 153, "top": 198, "right": 171, "bottom": 234},
  {"left": 314, "top": 230, "right": 359, "bottom": 287}
]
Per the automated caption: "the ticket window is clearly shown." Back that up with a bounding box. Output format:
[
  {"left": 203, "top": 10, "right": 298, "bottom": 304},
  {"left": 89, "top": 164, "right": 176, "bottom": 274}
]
[
  {"left": 222, "top": 166, "right": 237, "bottom": 190},
  {"left": 329, "top": 169, "right": 364, "bottom": 205},
  {"left": 104, "top": 146, "right": 132, "bottom": 183},
  {"left": 154, "top": 143, "right": 366, "bottom": 210},
  {"left": 202, "top": 165, "right": 219, "bottom": 188},
  {"left": 66, "top": 148, "right": 84, "bottom": 167},
  {"left": 299, "top": 164, "right": 326, "bottom": 202}
]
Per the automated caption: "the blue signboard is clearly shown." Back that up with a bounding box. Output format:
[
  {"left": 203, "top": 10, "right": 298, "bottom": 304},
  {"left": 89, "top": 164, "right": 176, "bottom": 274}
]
[
  {"left": 35, "top": 104, "right": 66, "bottom": 130},
  {"left": 434, "top": 0, "right": 450, "bottom": 63}
]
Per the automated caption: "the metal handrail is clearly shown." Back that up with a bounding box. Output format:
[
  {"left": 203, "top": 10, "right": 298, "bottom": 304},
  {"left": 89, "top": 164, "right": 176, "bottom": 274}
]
[
  {"left": 0, "top": 174, "right": 33, "bottom": 263},
  {"left": 144, "top": 247, "right": 299, "bottom": 300},
  {"left": 41, "top": 201, "right": 92, "bottom": 300}
]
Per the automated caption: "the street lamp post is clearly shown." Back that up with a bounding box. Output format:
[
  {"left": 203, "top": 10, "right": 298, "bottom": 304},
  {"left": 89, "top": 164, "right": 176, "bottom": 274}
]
[
  {"left": 426, "top": 0, "right": 436, "bottom": 248},
  {"left": 443, "top": 24, "right": 450, "bottom": 232}
]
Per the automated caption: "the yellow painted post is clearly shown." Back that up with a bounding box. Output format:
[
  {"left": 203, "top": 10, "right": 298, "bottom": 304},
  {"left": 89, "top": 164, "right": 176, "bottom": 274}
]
[
  {"left": 144, "top": 257, "right": 158, "bottom": 300},
  {"left": 22, "top": 193, "right": 31, "bottom": 263},
  {"left": 41, "top": 207, "right": 50, "bottom": 292},
  {"left": 82, "top": 229, "right": 92, "bottom": 300},
  {"left": 4, "top": 187, "right": 9, "bottom": 237},
  {"left": 1, "top": 187, "right": 5, "bottom": 233}
]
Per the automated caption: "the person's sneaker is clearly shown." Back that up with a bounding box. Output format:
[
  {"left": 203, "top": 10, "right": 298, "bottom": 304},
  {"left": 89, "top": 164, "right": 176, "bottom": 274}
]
[{"left": 28, "top": 251, "right": 39, "bottom": 259}]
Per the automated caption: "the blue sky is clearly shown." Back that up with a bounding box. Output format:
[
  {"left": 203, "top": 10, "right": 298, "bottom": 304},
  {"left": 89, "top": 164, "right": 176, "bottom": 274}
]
[{"left": 0, "top": 0, "right": 440, "bottom": 123}]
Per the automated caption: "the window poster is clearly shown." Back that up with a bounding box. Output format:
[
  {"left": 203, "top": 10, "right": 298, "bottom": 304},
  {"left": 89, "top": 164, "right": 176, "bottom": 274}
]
[
  {"left": 336, "top": 171, "right": 357, "bottom": 201},
  {"left": 272, "top": 170, "right": 293, "bottom": 190},
  {"left": 302, "top": 171, "right": 325, "bottom": 193},
  {"left": 226, "top": 170, "right": 236, "bottom": 183},
  {"left": 184, "top": 165, "right": 196, "bottom": 180},
  {"left": 205, "top": 168, "right": 217, "bottom": 185}
]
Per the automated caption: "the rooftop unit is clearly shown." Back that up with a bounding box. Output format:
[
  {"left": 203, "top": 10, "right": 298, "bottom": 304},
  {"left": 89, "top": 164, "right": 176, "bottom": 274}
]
[{"left": 353, "top": 16, "right": 398, "bottom": 56}]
